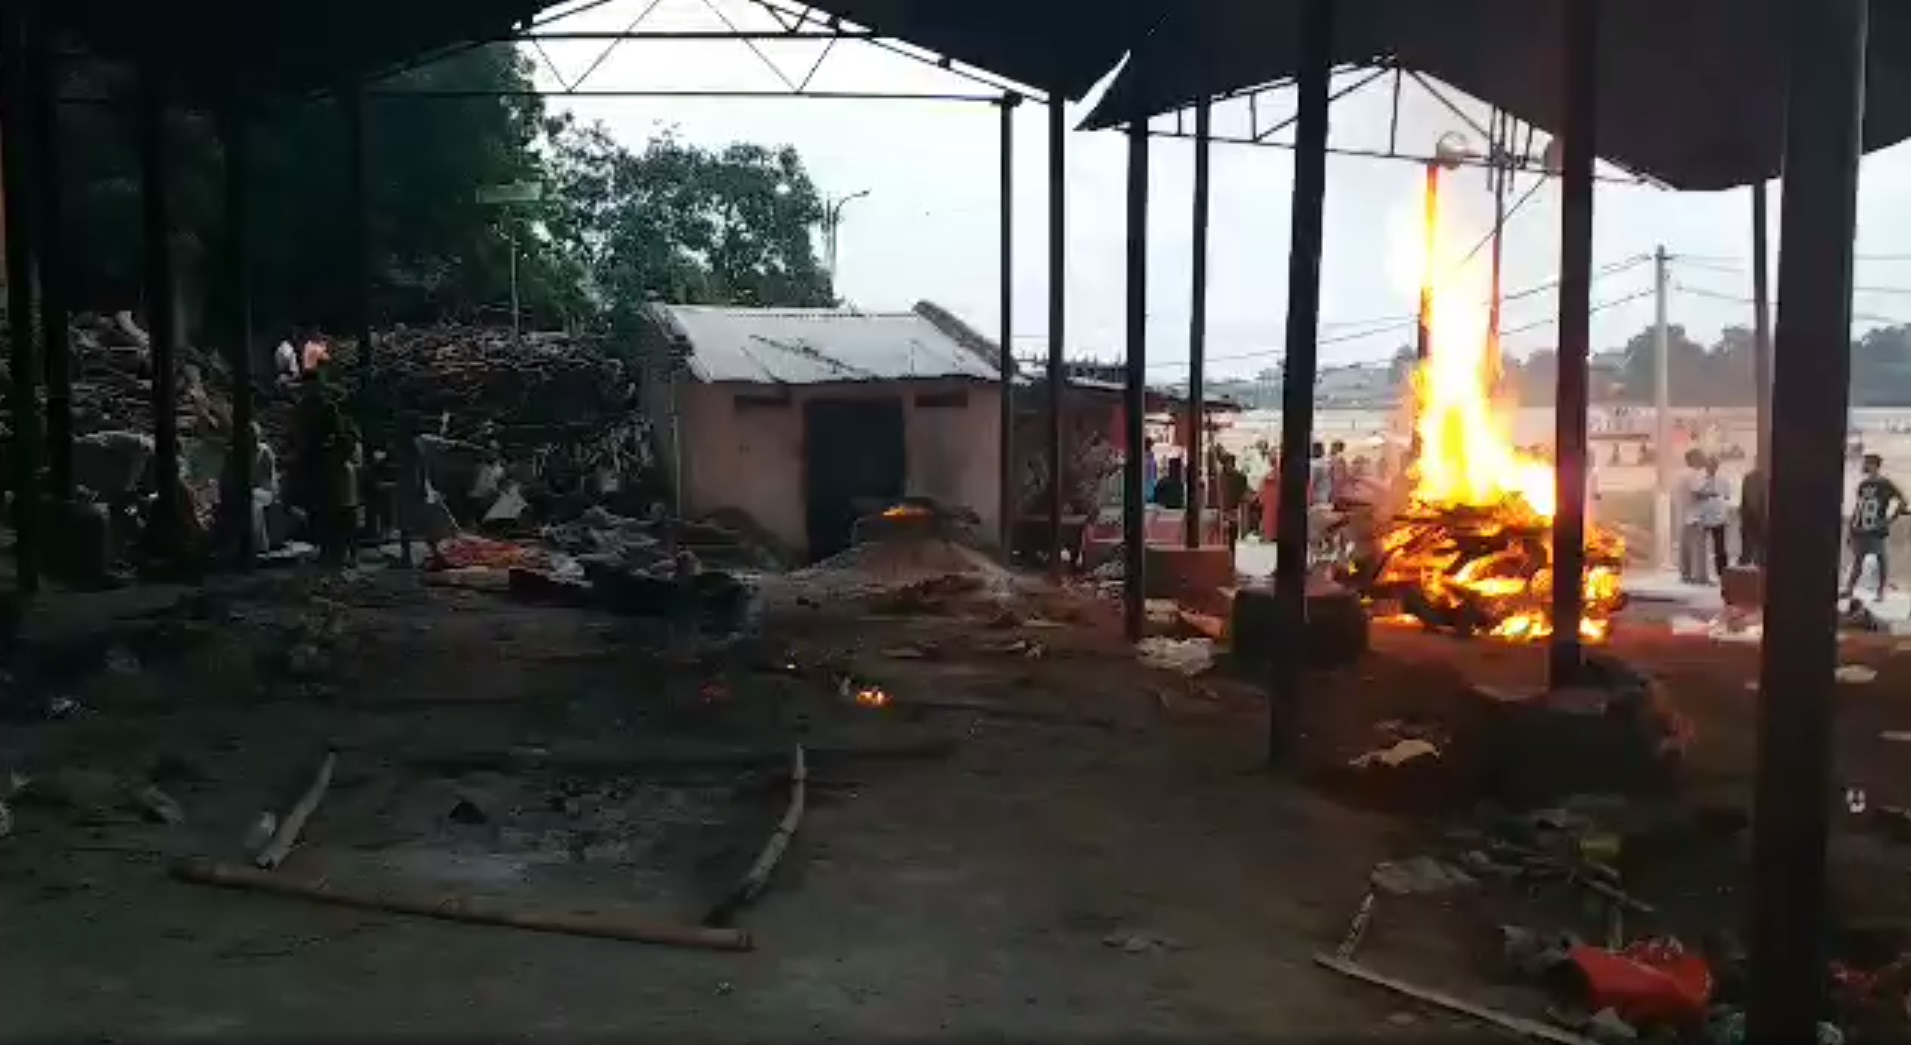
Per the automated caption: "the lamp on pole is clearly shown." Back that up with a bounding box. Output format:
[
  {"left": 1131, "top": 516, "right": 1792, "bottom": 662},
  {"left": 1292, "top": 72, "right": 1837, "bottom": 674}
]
[
  {"left": 823, "top": 188, "right": 870, "bottom": 284},
  {"left": 476, "top": 180, "right": 543, "bottom": 336}
]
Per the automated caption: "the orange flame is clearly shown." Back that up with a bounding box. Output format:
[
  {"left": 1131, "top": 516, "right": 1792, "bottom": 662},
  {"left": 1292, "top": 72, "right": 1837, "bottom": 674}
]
[
  {"left": 855, "top": 686, "right": 890, "bottom": 708},
  {"left": 1374, "top": 179, "right": 1624, "bottom": 643}
]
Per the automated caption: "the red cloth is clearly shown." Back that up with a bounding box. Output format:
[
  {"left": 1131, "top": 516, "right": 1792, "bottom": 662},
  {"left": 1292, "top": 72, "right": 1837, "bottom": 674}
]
[
  {"left": 1260, "top": 472, "right": 1281, "bottom": 541},
  {"left": 1567, "top": 939, "right": 1713, "bottom": 1029}
]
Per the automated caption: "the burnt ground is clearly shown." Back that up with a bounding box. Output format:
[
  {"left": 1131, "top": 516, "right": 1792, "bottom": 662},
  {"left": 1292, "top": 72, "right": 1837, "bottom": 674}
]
[{"left": 2, "top": 565, "right": 1910, "bottom": 1041}]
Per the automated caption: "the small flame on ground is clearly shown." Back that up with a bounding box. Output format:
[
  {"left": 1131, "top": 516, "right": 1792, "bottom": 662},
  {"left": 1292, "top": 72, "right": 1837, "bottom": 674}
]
[
  {"left": 855, "top": 686, "right": 891, "bottom": 708},
  {"left": 882, "top": 504, "right": 931, "bottom": 519}
]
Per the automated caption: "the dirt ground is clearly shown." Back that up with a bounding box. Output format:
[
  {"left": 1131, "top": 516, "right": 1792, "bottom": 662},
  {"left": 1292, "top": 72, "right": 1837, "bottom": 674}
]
[{"left": 4, "top": 563, "right": 1910, "bottom": 1041}]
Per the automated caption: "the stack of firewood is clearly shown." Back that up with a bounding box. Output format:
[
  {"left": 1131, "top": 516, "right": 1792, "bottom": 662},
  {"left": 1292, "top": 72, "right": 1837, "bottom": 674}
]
[
  {"left": 327, "top": 325, "right": 638, "bottom": 453},
  {"left": 0, "top": 312, "right": 231, "bottom": 441}
]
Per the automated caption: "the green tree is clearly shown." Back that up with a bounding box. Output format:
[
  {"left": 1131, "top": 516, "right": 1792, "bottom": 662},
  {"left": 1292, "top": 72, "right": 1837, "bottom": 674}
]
[
  {"left": 52, "top": 44, "right": 573, "bottom": 336},
  {"left": 544, "top": 119, "right": 834, "bottom": 330}
]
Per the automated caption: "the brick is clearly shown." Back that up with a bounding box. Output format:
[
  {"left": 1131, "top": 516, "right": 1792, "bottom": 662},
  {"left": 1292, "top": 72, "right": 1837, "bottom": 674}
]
[
  {"left": 1720, "top": 565, "right": 1763, "bottom": 609},
  {"left": 1230, "top": 580, "right": 1370, "bottom": 670},
  {"left": 1142, "top": 544, "right": 1236, "bottom": 601}
]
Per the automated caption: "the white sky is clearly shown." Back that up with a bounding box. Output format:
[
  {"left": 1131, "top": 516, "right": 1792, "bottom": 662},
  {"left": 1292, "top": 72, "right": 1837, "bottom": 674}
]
[{"left": 526, "top": 0, "right": 1911, "bottom": 382}]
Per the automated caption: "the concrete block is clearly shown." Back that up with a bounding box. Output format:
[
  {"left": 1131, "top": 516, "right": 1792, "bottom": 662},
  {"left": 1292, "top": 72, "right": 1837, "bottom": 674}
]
[
  {"left": 1721, "top": 564, "right": 1763, "bottom": 609},
  {"left": 1142, "top": 544, "right": 1236, "bottom": 601},
  {"left": 1231, "top": 580, "right": 1369, "bottom": 670}
]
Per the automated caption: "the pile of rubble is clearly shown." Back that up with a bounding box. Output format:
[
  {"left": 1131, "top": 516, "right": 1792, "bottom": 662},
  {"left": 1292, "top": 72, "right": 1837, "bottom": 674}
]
[{"left": 0, "top": 312, "right": 231, "bottom": 443}]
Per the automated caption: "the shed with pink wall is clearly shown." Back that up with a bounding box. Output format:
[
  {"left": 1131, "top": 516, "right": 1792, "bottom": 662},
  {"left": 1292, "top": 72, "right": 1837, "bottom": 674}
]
[{"left": 639, "top": 302, "right": 1008, "bottom": 561}]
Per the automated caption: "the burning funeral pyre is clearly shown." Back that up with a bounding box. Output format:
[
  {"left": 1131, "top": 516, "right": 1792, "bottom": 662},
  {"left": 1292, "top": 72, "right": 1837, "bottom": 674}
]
[{"left": 1350, "top": 191, "right": 1625, "bottom": 642}]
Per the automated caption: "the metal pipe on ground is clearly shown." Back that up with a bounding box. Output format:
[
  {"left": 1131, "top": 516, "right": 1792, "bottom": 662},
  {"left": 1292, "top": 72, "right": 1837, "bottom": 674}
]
[
  {"left": 1747, "top": 0, "right": 1869, "bottom": 1039},
  {"left": 1270, "top": 0, "right": 1333, "bottom": 766}
]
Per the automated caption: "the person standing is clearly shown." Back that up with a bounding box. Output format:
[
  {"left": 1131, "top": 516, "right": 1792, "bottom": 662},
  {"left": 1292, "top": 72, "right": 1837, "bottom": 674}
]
[
  {"left": 1693, "top": 456, "right": 1732, "bottom": 583},
  {"left": 1142, "top": 437, "right": 1159, "bottom": 505},
  {"left": 1327, "top": 439, "right": 1351, "bottom": 505},
  {"left": 1738, "top": 465, "right": 1767, "bottom": 566},
  {"left": 1677, "top": 448, "right": 1711, "bottom": 584},
  {"left": 1260, "top": 449, "right": 1282, "bottom": 542},
  {"left": 325, "top": 419, "right": 364, "bottom": 567},
  {"left": 1308, "top": 441, "right": 1332, "bottom": 506},
  {"left": 1155, "top": 457, "right": 1186, "bottom": 510},
  {"left": 1224, "top": 452, "right": 1251, "bottom": 549},
  {"left": 1844, "top": 453, "right": 1906, "bottom": 602}
]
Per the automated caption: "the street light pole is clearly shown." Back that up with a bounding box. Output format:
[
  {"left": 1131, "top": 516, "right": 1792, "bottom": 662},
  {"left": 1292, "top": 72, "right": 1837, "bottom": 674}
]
[{"left": 825, "top": 189, "right": 870, "bottom": 283}]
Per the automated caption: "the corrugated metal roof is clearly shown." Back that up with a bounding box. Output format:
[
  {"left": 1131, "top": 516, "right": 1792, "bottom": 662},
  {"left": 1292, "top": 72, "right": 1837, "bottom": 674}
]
[{"left": 658, "top": 305, "right": 1003, "bottom": 386}]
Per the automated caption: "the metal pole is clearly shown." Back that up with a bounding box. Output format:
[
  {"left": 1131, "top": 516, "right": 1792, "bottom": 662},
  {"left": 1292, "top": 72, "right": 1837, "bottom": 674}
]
[
  {"left": 1122, "top": 110, "right": 1150, "bottom": 644},
  {"left": 1654, "top": 245, "right": 1673, "bottom": 570},
  {"left": 509, "top": 223, "right": 521, "bottom": 337},
  {"left": 25, "top": 24, "right": 69, "bottom": 502},
  {"left": 1486, "top": 112, "right": 1508, "bottom": 391},
  {"left": 1416, "top": 163, "right": 1438, "bottom": 362},
  {"left": 1746, "top": 0, "right": 1867, "bottom": 1037},
  {"left": 219, "top": 99, "right": 255, "bottom": 566},
  {"left": 1752, "top": 182, "right": 1774, "bottom": 473},
  {"left": 344, "top": 82, "right": 372, "bottom": 379},
  {"left": 1548, "top": 0, "right": 1597, "bottom": 687},
  {"left": 1185, "top": 95, "right": 1212, "bottom": 551},
  {"left": 1272, "top": 0, "right": 1332, "bottom": 766},
  {"left": 0, "top": 6, "right": 41, "bottom": 594},
  {"left": 139, "top": 58, "right": 181, "bottom": 563},
  {"left": 998, "top": 93, "right": 1017, "bottom": 560},
  {"left": 1046, "top": 97, "right": 1066, "bottom": 576}
]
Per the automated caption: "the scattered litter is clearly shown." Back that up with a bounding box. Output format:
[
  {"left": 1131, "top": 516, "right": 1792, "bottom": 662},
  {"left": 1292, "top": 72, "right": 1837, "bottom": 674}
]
[
  {"left": 243, "top": 812, "right": 278, "bottom": 851},
  {"left": 1316, "top": 954, "right": 1599, "bottom": 1045},
  {"left": 1350, "top": 738, "right": 1440, "bottom": 769},
  {"left": 1835, "top": 664, "right": 1879, "bottom": 684},
  {"left": 44, "top": 696, "right": 83, "bottom": 720},
  {"left": 1102, "top": 930, "right": 1185, "bottom": 954},
  {"left": 1704, "top": 1007, "right": 1842, "bottom": 1045},
  {"left": 1503, "top": 924, "right": 1580, "bottom": 977},
  {"left": 1567, "top": 938, "right": 1713, "bottom": 1030},
  {"left": 1370, "top": 856, "right": 1476, "bottom": 896},
  {"left": 1135, "top": 637, "right": 1215, "bottom": 676},
  {"left": 104, "top": 645, "right": 141, "bottom": 675},
  {"left": 127, "top": 783, "right": 185, "bottom": 825},
  {"left": 1581, "top": 1007, "right": 1639, "bottom": 1043},
  {"left": 1669, "top": 614, "right": 1764, "bottom": 643}
]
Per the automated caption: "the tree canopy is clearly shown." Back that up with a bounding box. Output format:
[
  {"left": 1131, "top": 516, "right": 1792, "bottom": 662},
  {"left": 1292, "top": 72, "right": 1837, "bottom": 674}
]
[{"left": 44, "top": 44, "right": 834, "bottom": 340}]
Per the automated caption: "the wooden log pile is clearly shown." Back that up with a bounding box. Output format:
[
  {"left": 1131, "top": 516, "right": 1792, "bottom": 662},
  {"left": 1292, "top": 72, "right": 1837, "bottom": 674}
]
[
  {"left": 0, "top": 312, "right": 232, "bottom": 441},
  {"left": 326, "top": 325, "right": 638, "bottom": 455}
]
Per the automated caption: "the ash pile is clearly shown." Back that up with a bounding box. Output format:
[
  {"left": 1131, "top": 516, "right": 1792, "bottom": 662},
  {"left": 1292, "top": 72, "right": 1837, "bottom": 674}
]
[{"left": 767, "top": 497, "right": 1016, "bottom": 612}]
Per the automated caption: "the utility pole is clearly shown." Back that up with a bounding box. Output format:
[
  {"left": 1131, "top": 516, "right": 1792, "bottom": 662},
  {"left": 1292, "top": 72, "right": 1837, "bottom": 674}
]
[
  {"left": 1653, "top": 245, "right": 1673, "bottom": 571},
  {"left": 508, "top": 222, "right": 520, "bottom": 338},
  {"left": 1486, "top": 111, "right": 1509, "bottom": 391},
  {"left": 476, "top": 180, "right": 542, "bottom": 337}
]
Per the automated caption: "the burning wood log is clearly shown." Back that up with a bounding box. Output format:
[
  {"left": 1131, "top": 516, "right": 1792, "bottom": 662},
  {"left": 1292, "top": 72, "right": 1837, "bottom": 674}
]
[{"left": 1358, "top": 498, "right": 1626, "bottom": 642}]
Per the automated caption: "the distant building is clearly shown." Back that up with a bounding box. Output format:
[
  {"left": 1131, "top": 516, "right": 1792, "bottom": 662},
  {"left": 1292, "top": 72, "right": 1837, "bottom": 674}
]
[{"left": 637, "top": 300, "right": 1007, "bottom": 562}]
